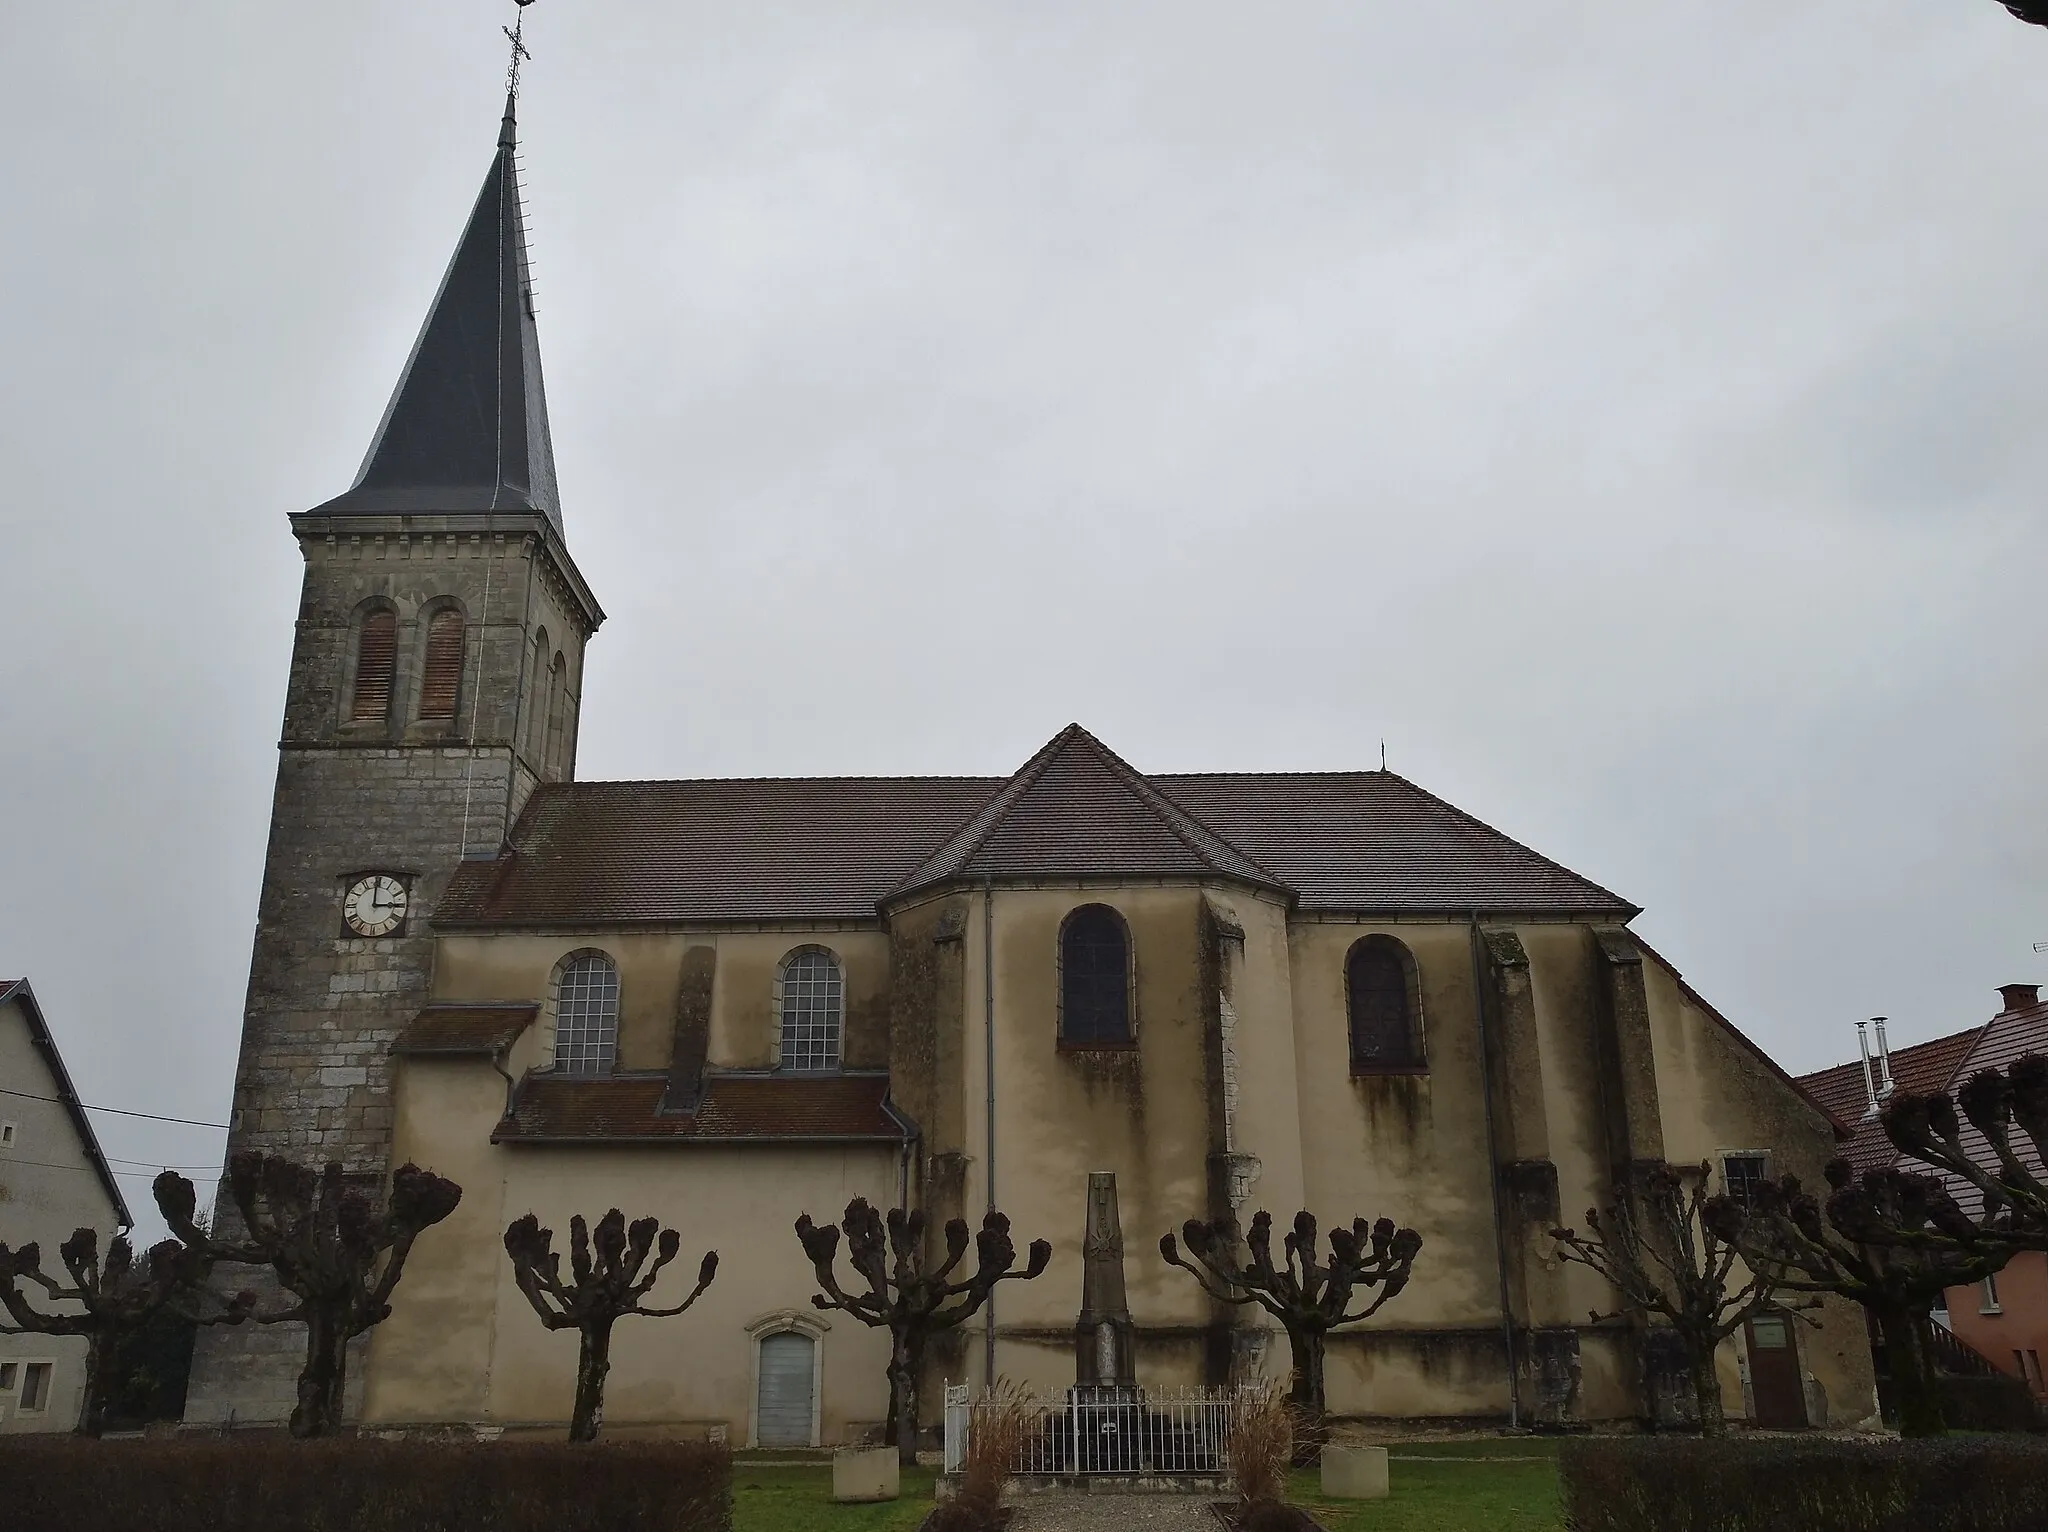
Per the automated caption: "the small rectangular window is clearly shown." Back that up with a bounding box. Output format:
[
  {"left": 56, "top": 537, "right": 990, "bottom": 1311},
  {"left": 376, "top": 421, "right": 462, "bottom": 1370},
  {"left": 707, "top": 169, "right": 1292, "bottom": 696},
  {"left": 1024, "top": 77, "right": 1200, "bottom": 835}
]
[
  {"left": 0, "top": 1362, "right": 16, "bottom": 1391},
  {"left": 19, "top": 1363, "right": 51, "bottom": 1411},
  {"left": 2023, "top": 1350, "right": 2043, "bottom": 1391},
  {"left": 0, "top": 1121, "right": 15, "bottom": 1147},
  {"left": 1721, "top": 1153, "right": 1769, "bottom": 1208},
  {"left": 1981, "top": 1273, "right": 2002, "bottom": 1314}
]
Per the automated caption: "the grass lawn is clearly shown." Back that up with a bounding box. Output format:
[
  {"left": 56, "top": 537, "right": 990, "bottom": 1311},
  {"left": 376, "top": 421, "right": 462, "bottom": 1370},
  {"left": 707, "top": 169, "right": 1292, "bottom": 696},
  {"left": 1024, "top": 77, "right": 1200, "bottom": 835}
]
[
  {"left": 1297, "top": 1438, "right": 1563, "bottom": 1531},
  {"left": 733, "top": 1459, "right": 937, "bottom": 1532},
  {"left": 730, "top": 1440, "right": 1563, "bottom": 1532}
]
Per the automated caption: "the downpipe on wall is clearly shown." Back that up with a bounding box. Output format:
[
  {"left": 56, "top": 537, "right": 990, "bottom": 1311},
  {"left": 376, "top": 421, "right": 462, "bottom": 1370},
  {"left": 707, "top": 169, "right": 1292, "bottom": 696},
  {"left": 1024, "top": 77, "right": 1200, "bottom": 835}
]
[{"left": 1468, "top": 912, "right": 1523, "bottom": 1429}]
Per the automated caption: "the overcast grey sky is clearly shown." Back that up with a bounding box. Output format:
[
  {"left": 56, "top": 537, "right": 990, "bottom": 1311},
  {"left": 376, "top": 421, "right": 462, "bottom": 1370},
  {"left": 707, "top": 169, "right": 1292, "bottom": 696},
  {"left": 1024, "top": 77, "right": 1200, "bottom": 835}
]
[{"left": 4, "top": 2, "right": 2045, "bottom": 1228}]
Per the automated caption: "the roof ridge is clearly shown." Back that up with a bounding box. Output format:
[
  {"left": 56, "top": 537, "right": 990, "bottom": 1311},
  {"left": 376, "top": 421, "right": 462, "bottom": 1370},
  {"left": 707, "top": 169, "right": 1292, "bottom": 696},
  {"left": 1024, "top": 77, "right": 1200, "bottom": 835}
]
[
  {"left": 1085, "top": 740, "right": 1284, "bottom": 887},
  {"left": 889, "top": 725, "right": 1086, "bottom": 894}
]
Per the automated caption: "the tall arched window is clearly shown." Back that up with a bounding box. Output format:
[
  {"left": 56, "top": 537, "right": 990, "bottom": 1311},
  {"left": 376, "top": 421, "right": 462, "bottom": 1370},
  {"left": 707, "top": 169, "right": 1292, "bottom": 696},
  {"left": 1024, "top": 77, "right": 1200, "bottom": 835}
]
[
  {"left": 545, "top": 651, "right": 568, "bottom": 774},
  {"left": 350, "top": 608, "right": 398, "bottom": 722},
  {"left": 1347, "top": 936, "right": 1422, "bottom": 1071},
  {"left": 1060, "top": 904, "right": 1131, "bottom": 1046},
  {"left": 417, "top": 607, "right": 465, "bottom": 722},
  {"left": 552, "top": 953, "right": 619, "bottom": 1075},
  {"left": 777, "top": 948, "right": 844, "bottom": 1072},
  {"left": 525, "top": 627, "right": 551, "bottom": 759}
]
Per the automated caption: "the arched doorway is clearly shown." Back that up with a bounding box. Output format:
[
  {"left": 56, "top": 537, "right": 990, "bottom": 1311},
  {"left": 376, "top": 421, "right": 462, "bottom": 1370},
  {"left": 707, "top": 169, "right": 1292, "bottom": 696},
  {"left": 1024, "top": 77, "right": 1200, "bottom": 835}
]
[{"left": 755, "top": 1329, "right": 818, "bottom": 1447}]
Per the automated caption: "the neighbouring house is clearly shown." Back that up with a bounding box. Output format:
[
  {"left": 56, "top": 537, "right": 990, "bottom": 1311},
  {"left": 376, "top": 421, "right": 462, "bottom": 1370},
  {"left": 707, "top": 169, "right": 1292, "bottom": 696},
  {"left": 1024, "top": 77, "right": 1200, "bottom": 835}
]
[
  {"left": 0, "top": 979, "right": 131, "bottom": 1433},
  {"left": 1797, "top": 985, "right": 2048, "bottom": 1401},
  {"left": 183, "top": 85, "right": 1879, "bottom": 1444}
]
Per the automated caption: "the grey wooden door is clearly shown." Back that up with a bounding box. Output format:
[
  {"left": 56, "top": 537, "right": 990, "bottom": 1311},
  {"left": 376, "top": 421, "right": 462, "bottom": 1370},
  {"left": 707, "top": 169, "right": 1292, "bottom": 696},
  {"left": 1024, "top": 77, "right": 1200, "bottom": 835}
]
[{"left": 756, "top": 1332, "right": 815, "bottom": 1447}]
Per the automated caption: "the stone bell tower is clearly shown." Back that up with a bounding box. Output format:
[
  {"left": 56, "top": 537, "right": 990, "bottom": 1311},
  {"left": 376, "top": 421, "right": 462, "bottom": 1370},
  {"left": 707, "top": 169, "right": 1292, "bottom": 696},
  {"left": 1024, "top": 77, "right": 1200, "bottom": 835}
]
[{"left": 183, "top": 84, "right": 603, "bottom": 1426}]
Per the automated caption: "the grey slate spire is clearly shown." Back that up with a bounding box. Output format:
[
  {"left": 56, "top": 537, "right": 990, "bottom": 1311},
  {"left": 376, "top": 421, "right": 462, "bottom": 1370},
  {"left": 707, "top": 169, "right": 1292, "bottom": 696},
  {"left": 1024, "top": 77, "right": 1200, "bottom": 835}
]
[{"left": 310, "top": 93, "right": 561, "bottom": 529}]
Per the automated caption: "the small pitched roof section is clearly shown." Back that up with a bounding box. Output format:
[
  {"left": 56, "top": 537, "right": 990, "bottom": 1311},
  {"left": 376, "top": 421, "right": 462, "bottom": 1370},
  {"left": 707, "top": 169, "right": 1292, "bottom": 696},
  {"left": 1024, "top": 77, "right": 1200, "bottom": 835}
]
[
  {"left": 1795, "top": 1023, "right": 1990, "bottom": 1177},
  {"left": 390, "top": 1003, "right": 537, "bottom": 1056},
  {"left": 492, "top": 1070, "right": 910, "bottom": 1145},
  {"left": 308, "top": 95, "right": 560, "bottom": 529},
  {"left": 0, "top": 979, "right": 133, "bottom": 1226},
  {"left": 1156, "top": 771, "right": 1635, "bottom": 916},
  {"left": 892, "top": 725, "right": 1283, "bottom": 901},
  {"left": 1910, "top": 995, "right": 2048, "bottom": 1199}
]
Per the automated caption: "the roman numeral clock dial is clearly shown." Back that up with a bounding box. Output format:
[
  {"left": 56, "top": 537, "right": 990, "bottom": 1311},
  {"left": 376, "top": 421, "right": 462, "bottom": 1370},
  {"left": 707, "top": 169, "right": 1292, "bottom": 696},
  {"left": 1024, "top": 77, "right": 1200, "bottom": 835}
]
[{"left": 342, "top": 874, "right": 409, "bottom": 938}]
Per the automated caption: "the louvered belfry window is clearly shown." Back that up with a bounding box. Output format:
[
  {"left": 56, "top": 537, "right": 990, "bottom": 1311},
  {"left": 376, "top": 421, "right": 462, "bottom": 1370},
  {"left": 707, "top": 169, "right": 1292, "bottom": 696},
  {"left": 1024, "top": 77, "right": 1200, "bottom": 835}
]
[
  {"left": 1060, "top": 904, "right": 1131, "bottom": 1045},
  {"left": 1348, "top": 936, "right": 1422, "bottom": 1070},
  {"left": 418, "top": 609, "right": 465, "bottom": 721},
  {"left": 350, "top": 609, "right": 398, "bottom": 722}
]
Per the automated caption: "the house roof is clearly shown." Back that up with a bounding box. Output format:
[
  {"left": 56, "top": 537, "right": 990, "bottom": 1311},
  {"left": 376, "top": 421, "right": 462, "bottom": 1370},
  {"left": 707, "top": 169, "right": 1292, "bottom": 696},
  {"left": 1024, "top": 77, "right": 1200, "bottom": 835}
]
[
  {"left": 491, "top": 1070, "right": 908, "bottom": 1145},
  {"left": 0, "top": 978, "right": 134, "bottom": 1225},
  {"left": 1796, "top": 1022, "right": 1993, "bottom": 1177},
  {"left": 307, "top": 95, "right": 560, "bottom": 528},
  {"left": 1920, "top": 997, "right": 2048, "bottom": 1201},
  {"left": 437, "top": 724, "right": 1634, "bottom": 929},
  {"left": 390, "top": 1004, "right": 538, "bottom": 1056}
]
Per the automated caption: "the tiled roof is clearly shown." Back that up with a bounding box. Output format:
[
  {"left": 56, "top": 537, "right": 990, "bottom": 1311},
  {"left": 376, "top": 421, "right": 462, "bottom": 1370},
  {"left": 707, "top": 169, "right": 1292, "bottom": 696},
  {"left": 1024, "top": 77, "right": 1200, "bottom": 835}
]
[
  {"left": 492, "top": 1070, "right": 907, "bottom": 1144},
  {"left": 1925, "top": 1001, "right": 2048, "bottom": 1202},
  {"left": 438, "top": 725, "right": 1632, "bottom": 929},
  {"left": 1155, "top": 771, "right": 1633, "bottom": 915},
  {"left": 894, "top": 726, "right": 1282, "bottom": 898},
  {"left": 390, "top": 1004, "right": 537, "bottom": 1055},
  {"left": 1796, "top": 1024, "right": 1988, "bottom": 1176}
]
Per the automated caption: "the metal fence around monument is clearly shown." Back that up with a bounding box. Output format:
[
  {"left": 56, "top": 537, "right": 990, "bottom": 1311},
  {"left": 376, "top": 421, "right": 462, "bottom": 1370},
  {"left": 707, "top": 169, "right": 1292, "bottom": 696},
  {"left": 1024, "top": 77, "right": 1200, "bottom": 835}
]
[{"left": 941, "top": 1383, "right": 1246, "bottom": 1477}]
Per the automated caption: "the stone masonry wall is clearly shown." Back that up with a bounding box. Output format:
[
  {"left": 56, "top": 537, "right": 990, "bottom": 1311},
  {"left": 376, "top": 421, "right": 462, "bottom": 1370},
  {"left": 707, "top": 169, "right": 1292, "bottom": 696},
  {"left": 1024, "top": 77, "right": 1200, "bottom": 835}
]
[{"left": 184, "top": 516, "right": 597, "bottom": 1427}]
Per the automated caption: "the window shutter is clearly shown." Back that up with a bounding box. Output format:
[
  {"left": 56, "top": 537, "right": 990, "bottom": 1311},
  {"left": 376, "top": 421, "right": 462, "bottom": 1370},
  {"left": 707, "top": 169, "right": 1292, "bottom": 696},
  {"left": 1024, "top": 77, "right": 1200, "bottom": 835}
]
[
  {"left": 419, "top": 610, "right": 465, "bottom": 721},
  {"left": 351, "top": 610, "right": 397, "bottom": 721}
]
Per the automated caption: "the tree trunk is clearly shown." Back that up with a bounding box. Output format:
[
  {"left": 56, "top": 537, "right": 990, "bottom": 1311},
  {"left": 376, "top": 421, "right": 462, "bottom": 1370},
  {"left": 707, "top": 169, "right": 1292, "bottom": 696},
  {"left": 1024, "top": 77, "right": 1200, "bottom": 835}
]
[
  {"left": 890, "top": 1327, "right": 924, "bottom": 1468},
  {"left": 75, "top": 1328, "right": 119, "bottom": 1438},
  {"left": 1876, "top": 1303, "right": 1945, "bottom": 1438},
  {"left": 291, "top": 1305, "right": 348, "bottom": 1439},
  {"left": 571, "top": 1317, "right": 616, "bottom": 1443},
  {"left": 1285, "top": 1326, "right": 1328, "bottom": 1466},
  {"left": 1688, "top": 1335, "right": 1726, "bottom": 1439}
]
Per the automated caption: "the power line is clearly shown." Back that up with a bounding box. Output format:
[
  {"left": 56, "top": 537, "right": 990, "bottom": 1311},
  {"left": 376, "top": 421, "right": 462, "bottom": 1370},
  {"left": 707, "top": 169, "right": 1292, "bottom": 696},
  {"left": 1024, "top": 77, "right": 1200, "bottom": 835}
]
[
  {"left": 0, "top": 1156, "right": 194, "bottom": 1182},
  {"left": 0, "top": 1084, "right": 228, "bottom": 1130}
]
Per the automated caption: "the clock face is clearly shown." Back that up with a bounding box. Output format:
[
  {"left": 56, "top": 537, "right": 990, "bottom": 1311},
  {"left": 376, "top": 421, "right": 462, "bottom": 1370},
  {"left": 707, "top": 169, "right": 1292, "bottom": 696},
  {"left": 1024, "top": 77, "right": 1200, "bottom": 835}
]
[{"left": 342, "top": 874, "right": 409, "bottom": 938}]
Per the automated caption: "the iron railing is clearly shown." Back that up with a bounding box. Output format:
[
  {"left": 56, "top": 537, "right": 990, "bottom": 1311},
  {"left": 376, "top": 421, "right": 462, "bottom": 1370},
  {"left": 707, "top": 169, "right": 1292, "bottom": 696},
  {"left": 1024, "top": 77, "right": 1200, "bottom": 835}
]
[{"left": 941, "top": 1383, "right": 1248, "bottom": 1477}]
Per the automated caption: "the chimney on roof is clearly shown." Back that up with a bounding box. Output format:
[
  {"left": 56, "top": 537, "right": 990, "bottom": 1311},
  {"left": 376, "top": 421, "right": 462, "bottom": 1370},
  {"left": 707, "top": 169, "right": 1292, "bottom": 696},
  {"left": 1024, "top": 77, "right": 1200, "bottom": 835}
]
[
  {"left": 1999, "top": 983, "right": 2040, "bottom": 1014},
  {"left": 1855, "top": 1019, "right": 1879, "bottom": 1118},
  {"left": 1872, "top": 1016, "right": 1895, "bottom": 1099}
]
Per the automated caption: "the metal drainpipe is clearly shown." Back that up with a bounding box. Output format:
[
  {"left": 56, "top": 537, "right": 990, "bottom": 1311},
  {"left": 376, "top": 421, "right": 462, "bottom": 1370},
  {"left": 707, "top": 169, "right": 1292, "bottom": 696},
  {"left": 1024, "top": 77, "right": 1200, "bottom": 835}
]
[
  {"left": 983, "top": 875, "right": 998, "bottom": 1385},
  {"left": 1468, "top": 912, "right": 1522, "bottom": 1429}
]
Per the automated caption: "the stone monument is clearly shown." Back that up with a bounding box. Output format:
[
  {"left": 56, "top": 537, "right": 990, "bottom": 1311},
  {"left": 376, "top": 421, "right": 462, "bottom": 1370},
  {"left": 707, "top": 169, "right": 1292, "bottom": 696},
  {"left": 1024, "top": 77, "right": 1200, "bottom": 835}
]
[{"left": 1074, "top": 1170, "right": 1137, "bottom": 1394}]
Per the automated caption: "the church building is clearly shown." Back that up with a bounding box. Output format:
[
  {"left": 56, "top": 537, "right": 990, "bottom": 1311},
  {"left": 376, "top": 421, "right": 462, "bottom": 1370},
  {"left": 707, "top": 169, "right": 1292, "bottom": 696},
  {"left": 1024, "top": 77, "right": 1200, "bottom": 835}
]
[{"left": 184, "top": 88, "right": 1878, "bottom": 1443}]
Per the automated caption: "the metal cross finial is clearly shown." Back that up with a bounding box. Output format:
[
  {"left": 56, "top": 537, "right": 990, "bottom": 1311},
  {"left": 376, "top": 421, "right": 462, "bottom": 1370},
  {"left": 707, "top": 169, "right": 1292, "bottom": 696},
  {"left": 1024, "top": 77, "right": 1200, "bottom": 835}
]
[{"left": 505, "top": 0, "right": 537, "bottom": 99}]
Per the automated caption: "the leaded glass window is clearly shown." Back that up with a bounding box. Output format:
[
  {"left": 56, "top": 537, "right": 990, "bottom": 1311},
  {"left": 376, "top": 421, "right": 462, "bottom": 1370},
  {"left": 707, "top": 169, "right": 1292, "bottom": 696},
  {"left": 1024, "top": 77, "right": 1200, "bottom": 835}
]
[
  {"left": 1060, "top": 905, "right": 1131, "bottom": 1046},
  {"left": 1347, "top": 937, "right": 1421, "bottom": 1070},
  {"left": 553, "top": 954, "right": 619, "bottom": 1075},
  {"left": 778, "top": 949, "right": 844, "bottom": 1073}
]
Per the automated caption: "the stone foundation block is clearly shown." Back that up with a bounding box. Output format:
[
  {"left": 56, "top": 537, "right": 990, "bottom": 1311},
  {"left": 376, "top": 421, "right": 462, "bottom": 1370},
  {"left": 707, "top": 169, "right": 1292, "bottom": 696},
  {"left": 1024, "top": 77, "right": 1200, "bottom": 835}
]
[
  {"left": 1319, "top": 1445, "right": 1389, "bottom": 1500},
  {"left": 833, "top": 1446, "right": 900, "bottom": 1503}
]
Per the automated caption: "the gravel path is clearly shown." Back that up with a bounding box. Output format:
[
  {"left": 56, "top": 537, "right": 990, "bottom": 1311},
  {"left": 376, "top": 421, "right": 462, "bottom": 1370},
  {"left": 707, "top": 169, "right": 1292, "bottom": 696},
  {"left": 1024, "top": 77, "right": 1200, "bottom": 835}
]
[{"left": 1009, "top": 1494, "right": 1219, "bottom": 1531}]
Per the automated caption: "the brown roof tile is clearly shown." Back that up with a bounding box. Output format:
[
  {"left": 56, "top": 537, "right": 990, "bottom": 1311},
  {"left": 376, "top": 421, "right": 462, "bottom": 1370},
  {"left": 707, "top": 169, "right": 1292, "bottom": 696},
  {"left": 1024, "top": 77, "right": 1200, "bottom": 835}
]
[
  {"left": 492, "top": 1071, "right": 907, "bottom": 1144},
  {"left": 1796, "top": 1024, "right": 1989, "bottom": 1176},
  {"left": 895, "top": 725, "right": 1282, "bottom": 898},
  {"left": 391, "top": 1004, "right": 538, "bottom": 1055},
  {"left": 436, "top": 726, "right": 1630, "bottom": 929}
]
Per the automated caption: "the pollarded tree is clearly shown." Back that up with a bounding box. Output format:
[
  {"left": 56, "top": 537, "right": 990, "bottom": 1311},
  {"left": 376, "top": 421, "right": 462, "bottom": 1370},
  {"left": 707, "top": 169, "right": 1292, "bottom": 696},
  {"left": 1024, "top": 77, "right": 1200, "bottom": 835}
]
[
  {"left": 156, "top": 1153, "right": 461, "bottom": 1438},
  {"left": 0, "top": 1211, "right": 254, "bottom": 1436},
  {"left": 503, "top": 1209, "right": 718, "bottom": 1443},
  {"left": 795, "top": 1198, "right": 1052, "bottom": 1467},
  {"left": 1706, "top": 1162, "right": 2017, "bottom": 1437},
  {"left": 1882, "top": 1055, "right": 2048, "bottom": 1249},
  {"left": 1549, "top": 1161, "right": 1790, "bottom": 1437},
  {"left": 1160, "top": 1210, "right": 1422, "bottom": 1460}
]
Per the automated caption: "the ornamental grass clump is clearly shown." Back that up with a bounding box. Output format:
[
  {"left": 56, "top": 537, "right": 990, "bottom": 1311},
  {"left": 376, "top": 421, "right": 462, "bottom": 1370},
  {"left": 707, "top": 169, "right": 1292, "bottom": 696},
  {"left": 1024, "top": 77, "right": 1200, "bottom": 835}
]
[{"left": 1222, "top": 1381, "right": 1325, "bottom": 1530}]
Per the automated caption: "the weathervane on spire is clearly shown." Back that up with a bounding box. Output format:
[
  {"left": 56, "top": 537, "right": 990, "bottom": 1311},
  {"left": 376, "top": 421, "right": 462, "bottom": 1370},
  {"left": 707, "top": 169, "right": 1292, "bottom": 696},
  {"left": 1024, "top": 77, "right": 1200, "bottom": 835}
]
[{"left": 505, "top": 0, "right": 538, "bottom": 99}]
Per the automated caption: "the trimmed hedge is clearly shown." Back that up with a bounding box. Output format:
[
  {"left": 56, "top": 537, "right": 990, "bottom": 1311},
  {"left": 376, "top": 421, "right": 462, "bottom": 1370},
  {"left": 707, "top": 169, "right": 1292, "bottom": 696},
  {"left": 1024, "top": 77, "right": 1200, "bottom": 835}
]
[
  {"left": 0, "top": 1436, "right": 730, "bottom": 1532},
  {"left": 1561, "top": 1436, "right": 2048, "bottom": 1532}
]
